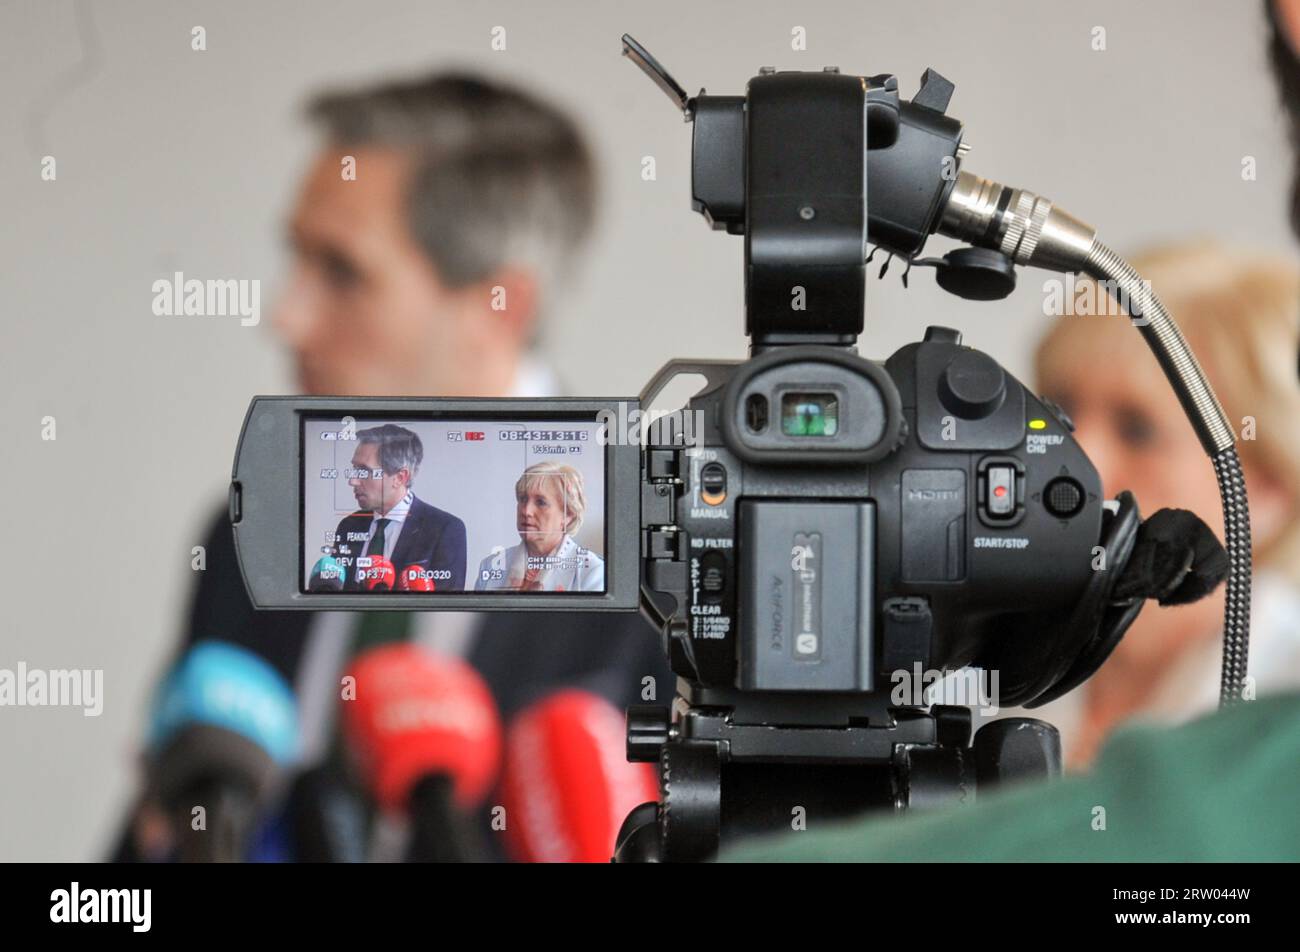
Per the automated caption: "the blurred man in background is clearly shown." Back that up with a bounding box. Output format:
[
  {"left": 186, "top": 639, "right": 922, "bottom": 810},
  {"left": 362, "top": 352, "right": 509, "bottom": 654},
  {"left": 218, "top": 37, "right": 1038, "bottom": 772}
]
[
  {"left": 274, "top": 75, "right": 585, "bottom": 398},
  {"left": 119, "top": 72, "right": 669, "bottom": 862}
]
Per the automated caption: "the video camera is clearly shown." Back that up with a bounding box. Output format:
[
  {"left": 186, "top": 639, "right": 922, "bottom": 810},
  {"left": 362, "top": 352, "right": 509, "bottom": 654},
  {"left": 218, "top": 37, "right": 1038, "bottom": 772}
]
[{"left": 229, "top": 36, "right": 1248, "bottom": 861}]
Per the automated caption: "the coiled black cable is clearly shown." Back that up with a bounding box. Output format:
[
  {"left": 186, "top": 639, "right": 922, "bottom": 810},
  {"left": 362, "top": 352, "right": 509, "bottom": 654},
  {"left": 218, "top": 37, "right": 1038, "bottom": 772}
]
[
  {"left": 939, "top": 173, "right": 1253, "bottom": 705},
  {"left": 1086, "top": 241, "right": 1252, "bottom": 706},
  {"left": 1212, "top": 448, "right": 1253, "bottom": 704}
]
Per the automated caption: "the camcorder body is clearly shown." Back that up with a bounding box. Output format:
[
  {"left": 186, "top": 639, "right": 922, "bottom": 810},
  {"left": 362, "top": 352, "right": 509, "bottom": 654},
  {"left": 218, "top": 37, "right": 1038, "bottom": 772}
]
[
  {"left": 229, "top": 38, "right": 1236, "bottom": 861},
  {"left": 637, "top": 339, "right": 1103, "bottom": 698}
]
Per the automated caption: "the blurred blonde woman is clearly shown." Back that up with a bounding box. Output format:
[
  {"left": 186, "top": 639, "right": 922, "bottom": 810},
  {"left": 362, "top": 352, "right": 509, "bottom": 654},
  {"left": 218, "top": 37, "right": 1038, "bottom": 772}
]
[
  {"left": 475, "top": 461, "right": 604, "bottom": 592},
  {"left": 1032, "top": 240, "right": 1300, "bottom": 768}
]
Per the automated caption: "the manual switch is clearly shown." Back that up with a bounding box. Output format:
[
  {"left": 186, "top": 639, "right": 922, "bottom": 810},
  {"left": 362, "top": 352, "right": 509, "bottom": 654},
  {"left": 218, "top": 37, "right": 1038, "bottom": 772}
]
[{"left": 700, "top": 462, "right": 727, "bottom": 506}]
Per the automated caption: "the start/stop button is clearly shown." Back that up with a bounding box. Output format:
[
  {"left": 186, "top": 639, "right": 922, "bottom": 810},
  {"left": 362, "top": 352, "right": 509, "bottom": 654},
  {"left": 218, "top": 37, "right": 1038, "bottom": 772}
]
[
  {"left": 977, "top": 456, "right": 1025, "bottom": 526},
  {"left": 986, "top": 465, "right": 1016, "bottom": 518}
]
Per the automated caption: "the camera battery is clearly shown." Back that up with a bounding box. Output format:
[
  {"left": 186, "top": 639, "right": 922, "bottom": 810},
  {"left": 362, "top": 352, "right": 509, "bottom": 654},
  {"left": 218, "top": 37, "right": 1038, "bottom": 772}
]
[{"left": 738, "top": 500, "right": 875, "bottom": 692}]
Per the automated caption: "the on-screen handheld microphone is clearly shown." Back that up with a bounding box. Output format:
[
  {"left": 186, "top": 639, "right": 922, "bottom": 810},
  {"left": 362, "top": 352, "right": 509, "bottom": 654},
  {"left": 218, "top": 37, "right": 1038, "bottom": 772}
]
[
  {"left": 340, "top": 644, "right": 502, "bottom": 862},
  {"left": 147, "top": 641, "right": 299, "bottom": 862},
  {"left": 356, "top": 555, "right": 395, "bottom": 591},
  {"left": 308, "top": 556, "right": 345, "bottom": 592},
  {"left": 500, "top": 690, "right": 659, "bottom": 863},
  {"left": 396, "top": 564, "right": 437, "bottom": 592}
]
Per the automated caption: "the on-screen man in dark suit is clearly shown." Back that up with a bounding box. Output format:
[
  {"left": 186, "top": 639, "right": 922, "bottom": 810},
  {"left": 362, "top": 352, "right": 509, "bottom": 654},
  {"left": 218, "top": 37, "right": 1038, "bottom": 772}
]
[{"left": 331, "top": 424, "right": 467, "bottom": 592}]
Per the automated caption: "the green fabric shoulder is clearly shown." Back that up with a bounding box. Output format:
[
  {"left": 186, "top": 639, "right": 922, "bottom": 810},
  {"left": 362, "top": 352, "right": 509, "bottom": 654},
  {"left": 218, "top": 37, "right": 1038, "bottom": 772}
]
[{"left": 719, "top": 692, "right": 1300, "bottom": 862}]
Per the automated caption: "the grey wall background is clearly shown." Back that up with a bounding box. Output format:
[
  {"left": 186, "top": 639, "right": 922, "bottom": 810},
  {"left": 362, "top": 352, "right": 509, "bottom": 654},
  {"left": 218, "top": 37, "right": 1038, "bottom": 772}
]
[{"left": 0, "top": 0, "right": 1292, "bottom": 860}]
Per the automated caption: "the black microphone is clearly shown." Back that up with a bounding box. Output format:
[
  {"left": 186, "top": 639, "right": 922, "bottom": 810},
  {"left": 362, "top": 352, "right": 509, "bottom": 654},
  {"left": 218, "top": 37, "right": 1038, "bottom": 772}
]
[
  {"left": 285, "top": 765, "right": 368, "bottom": 863},
  {"left": 404, "top": 774, "right": 489, "bottom": 863}
]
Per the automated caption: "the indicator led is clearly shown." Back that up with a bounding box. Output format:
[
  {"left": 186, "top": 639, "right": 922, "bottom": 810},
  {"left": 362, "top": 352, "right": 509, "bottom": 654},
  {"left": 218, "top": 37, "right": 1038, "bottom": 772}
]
[{"left": 1028, "top": 418, "right": 1047, "bottom": 430}]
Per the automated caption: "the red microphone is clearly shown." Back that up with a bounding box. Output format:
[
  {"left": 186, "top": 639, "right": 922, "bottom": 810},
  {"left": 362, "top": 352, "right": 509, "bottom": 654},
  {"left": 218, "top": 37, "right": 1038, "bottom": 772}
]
[
  {"left": 396, "top": 564, "right": 436, "bottom": 592},
  {"left": 343, "top": 644, "right": 500, "bottom": 810},
  {"left": 341, "top": 645, "right": 502, "bottom": 861},
  {"left": 357, "top": 555, "right": 396, "bottom": 591},
  {"left": 500, "top": 690, "right": 659, "bottom": 863}
]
